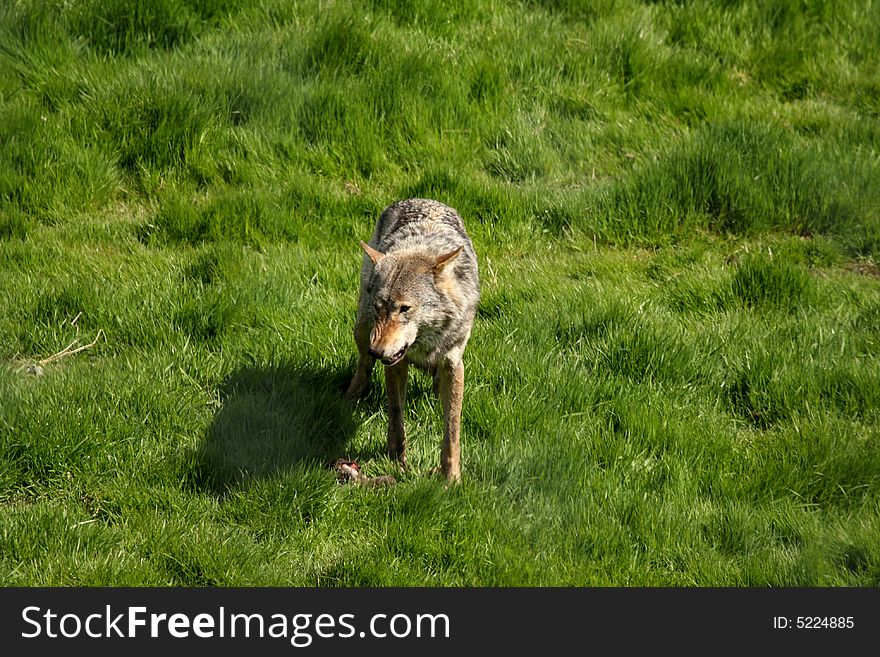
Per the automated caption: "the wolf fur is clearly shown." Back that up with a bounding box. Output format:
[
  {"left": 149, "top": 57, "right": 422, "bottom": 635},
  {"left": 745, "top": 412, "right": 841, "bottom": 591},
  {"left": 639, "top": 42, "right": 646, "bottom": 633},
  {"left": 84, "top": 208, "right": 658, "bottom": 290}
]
[{"left": 345, "top": 198, "right": 480, "bottom": 482}]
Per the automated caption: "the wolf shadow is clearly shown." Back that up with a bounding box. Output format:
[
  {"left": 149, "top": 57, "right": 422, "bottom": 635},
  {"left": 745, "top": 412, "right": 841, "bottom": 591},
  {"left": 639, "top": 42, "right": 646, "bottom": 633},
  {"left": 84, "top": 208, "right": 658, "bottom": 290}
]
[{"left": 189, "top": 359, "right": 375, "bottom": 496}]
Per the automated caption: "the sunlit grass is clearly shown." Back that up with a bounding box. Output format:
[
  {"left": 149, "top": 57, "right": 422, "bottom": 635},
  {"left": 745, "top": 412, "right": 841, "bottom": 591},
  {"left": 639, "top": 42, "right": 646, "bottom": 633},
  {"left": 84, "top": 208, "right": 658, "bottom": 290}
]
[{"left": 0, "top": 0, "right": 878, "bottom": 585}]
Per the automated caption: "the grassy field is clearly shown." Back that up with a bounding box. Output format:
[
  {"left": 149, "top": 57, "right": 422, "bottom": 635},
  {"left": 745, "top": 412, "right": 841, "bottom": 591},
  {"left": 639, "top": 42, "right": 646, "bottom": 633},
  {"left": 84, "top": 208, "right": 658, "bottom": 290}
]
[{"left": 1, "top": 0, "right": 879, "bottom": 585}]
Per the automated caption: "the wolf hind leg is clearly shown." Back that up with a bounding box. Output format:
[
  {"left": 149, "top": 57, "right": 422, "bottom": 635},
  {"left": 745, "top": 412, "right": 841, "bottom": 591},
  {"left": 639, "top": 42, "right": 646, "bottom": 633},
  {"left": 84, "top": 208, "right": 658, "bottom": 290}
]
[{"left": 430, "top": 366, "right": 440, "bottom": 396}]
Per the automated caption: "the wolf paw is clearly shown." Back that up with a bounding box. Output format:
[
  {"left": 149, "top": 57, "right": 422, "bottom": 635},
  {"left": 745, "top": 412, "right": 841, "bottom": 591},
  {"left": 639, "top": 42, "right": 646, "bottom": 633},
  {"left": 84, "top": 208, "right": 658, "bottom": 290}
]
[
  {"left": 429, "top": 465, "right": 461, "bottom": 486},
  {"left": 343, "top": 382, "right": 369, "bottom": 404}
]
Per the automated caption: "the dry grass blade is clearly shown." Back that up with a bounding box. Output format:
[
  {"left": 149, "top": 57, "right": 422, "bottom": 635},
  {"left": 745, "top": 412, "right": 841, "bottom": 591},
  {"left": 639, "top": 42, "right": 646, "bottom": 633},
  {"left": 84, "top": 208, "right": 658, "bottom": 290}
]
[{"left": 38, "top": 329, "right": 105, "bottom": 366}]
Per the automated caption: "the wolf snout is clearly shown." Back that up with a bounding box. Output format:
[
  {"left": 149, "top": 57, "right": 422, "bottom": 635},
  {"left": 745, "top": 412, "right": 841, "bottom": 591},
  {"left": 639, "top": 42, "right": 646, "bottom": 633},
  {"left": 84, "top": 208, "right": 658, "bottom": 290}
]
[{"left": 369, "top": 344, "right": 409, "bottom": 366}]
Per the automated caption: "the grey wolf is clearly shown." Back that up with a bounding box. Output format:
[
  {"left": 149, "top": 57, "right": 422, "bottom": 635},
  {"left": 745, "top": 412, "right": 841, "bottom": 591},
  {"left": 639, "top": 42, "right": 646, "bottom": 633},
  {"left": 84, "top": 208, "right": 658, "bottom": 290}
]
[{"left": 345, "top": 198, "right": 480, "bottom": 482}]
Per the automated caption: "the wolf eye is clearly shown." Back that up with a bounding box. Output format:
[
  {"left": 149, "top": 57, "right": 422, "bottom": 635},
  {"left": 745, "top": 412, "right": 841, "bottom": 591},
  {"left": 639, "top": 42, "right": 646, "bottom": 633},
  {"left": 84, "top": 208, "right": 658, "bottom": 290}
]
[{"left": 399, "top": 305, "right": 411, "bottom": 313}]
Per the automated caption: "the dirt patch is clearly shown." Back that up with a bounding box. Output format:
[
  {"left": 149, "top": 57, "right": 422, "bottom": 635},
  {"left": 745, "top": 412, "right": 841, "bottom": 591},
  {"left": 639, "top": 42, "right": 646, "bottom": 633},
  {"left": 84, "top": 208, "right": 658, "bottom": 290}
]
[{"left": 844, "top": 260, "right": 880, "bottom": 277}]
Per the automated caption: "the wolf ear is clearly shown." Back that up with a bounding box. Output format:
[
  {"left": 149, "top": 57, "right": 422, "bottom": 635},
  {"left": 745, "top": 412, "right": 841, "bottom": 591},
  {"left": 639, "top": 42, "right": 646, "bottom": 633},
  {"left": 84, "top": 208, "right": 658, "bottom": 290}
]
[
  {"left": 432, "top": 246, "right": 462, "bottom": 274},
  {"left": 359, "top": 240, "right": 385, "bottom": 265}
]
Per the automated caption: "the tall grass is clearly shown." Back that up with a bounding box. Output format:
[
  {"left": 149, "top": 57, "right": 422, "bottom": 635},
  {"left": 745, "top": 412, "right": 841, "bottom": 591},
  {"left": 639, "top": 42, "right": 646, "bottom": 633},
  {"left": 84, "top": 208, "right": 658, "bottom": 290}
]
[{"left": 0, "top": 0, "right": 878, "bottom": 585}]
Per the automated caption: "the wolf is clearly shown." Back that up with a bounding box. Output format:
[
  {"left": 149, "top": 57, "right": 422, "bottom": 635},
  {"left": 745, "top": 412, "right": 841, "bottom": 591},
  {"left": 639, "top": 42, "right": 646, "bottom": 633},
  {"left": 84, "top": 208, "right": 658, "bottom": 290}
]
[{"left": 345, "top": 198, "right": 480, "bottom": 483}]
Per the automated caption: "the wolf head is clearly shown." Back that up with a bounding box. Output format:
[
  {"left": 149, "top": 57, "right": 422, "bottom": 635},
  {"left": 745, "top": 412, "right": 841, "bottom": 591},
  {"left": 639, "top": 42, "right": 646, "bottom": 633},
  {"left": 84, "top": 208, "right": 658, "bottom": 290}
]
[{"left": 360, "top": 240, "right": 462, "bottom": 366}]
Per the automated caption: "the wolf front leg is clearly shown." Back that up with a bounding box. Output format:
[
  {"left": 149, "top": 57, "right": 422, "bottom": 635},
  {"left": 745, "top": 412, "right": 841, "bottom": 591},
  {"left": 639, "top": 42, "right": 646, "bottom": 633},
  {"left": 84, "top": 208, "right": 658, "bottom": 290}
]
[
  {"left": 438, "top": 359, "right": 464, "bottom": 483},
  {"left": 385, "top": 360, "right": 408, "bottom": 466},
  {"left": 345, "top": 316, "right": 374, "bottom": 402}
]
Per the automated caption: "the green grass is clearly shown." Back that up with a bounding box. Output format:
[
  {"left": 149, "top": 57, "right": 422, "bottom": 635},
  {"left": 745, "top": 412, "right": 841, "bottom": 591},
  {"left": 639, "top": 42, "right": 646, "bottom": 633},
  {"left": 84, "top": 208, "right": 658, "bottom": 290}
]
[{"left": 1, "top": 0, "right": 879, "bottom": 586}]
